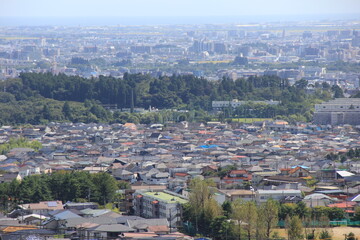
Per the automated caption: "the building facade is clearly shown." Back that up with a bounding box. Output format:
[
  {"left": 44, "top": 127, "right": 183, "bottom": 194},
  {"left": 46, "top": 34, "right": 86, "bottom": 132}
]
[
  {"left": 133, "top": 191, "right": 187, "bottom": 229},
  {"left": 314, "top": 98, "right": 360, "bottom": 125},
  {"left": 212, "top": 99, "right": 280, "bottom": 110}
]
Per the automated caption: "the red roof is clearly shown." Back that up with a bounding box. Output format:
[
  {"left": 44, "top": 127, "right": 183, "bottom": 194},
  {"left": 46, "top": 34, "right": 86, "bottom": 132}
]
[
  {"left": 174, "top": 172, "right": 189, "bottom": 177},
  {"left": 223, "top": 175, "right": 252, "bottom": 181},
  {"left": 289, "top": 167, "right": 302, "bottom": 174},
  {"left": 327, "top": 201, "right": 356, "bottom": 209},
  {"left": 229, "top": 170, "right": 247, "bottom": 175},
  {"left": 280, "top": 168, "right": 291, "bottom": 171}
]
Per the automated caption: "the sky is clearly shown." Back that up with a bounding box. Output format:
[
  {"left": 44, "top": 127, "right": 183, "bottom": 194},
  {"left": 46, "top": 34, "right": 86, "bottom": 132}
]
[{"left": 0, "top": 0, "right": 360, "bottom": 25}]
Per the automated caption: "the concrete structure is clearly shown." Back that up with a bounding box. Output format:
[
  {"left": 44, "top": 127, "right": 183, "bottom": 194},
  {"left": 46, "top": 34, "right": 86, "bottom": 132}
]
[
  {"left": 212, "top": 99, "right": 280, "bottom": 110},
  {"left": 133, "top": 191, "right": 187, "bottom": 229},
  {"left": 314, "top": 98, "right": 360, "bottom": 125},
  {"left": 256, "top": 189, "right": 302, "bottom": 203}
]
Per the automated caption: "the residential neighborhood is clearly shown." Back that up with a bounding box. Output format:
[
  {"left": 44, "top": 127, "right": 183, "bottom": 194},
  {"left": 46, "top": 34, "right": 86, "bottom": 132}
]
[{"left": 0, "top": 120, "right": 360, "bottom": 239}]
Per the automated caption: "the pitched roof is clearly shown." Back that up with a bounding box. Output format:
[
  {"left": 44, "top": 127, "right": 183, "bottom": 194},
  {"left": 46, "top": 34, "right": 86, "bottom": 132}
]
[
  {"left": 148, "top": 225, "right": 169, "bottom": 232},
  {"left": 126, "top": 219, "right": 169, "bottom": 229},
  {"left": 92, "top": 224, "right": 134, "bottom": 232},
  {"left": 19, "top": 201, "right": 63, "bottom": 211},
  {"left": 53, "top": 210, "right": 82, "bottom": 220}
]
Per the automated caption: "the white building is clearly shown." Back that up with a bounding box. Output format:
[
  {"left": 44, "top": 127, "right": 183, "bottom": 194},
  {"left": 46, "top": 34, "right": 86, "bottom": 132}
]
[
  {"left": 133, "top": 191, "right": 188, "bottom": 229},
  {"left": 314, "top": 98, "right": 360, "bottom": 125},
  {"left": 212, "top": 99, "right": 280, "bottom": 110},
  {"left": 256, "top": 189, "right": 302, "bottom": 204}
]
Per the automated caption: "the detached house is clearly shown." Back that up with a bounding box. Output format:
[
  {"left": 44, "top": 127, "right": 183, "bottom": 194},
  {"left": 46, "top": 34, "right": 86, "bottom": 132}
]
[
  {"left": 223, "top": 170, "right": 252, "bottom": 184},
  {"left": 142, "top": 169, "right": 169, "bottom": 185},
  {"left": 19, "top": 201, "right": 63, "bottom": 215},
  {"left": 281, "top": 166, "right": 310, "bottom": 178}
]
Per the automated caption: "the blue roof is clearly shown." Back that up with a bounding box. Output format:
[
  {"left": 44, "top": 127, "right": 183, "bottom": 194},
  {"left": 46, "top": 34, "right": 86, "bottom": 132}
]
[
  {"left": 291, "top": 165, "right": 309, "bottom": 169},
  {"left": 198, "top": 144, "right": 218, "bottom": 149},
  {"left": 54, "top": 210, "right": 81, "bottom": 220}
]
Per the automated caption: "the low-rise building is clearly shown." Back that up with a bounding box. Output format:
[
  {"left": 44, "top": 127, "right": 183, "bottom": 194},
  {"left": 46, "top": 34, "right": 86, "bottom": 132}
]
[
  {"left": 133, "top": 191, "right": 187, "bottom": 229},
  {"left": 212, "top": 99, "right": 280, "bottom": 110},
  {"left": 314, "top": 98, "right": 360, "bottom": 125},
  {"left": 256, "top": 189, "right": 302, "bottom": 203}
]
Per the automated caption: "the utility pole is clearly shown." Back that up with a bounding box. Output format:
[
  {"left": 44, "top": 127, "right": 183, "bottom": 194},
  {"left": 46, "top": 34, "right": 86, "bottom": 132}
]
[{"left": 169, "top": 208, "right": 172, "bottom": 233}]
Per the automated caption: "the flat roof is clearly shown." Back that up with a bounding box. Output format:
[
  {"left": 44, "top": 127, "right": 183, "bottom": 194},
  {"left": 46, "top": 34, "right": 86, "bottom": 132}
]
[{"left": 142, "top": 192, "right": 188, "bottom": 204}]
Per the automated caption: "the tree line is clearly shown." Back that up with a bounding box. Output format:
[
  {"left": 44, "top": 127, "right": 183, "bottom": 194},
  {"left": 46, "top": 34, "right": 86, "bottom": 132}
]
[
  {"left": 0, "top": 171, "right": 119, "bottom": 211},
  {"left": 0, "top": 72, "right": 344, "bottom": 125}
]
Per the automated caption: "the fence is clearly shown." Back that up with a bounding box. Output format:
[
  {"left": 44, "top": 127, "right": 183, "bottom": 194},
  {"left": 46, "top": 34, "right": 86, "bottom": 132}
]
[{"left": 278, "top": 219, "right": 360, "bottom": 227}]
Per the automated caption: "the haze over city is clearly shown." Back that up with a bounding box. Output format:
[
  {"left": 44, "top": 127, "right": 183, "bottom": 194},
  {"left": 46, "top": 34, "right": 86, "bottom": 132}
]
[{"left": 1, "top": 0, "right": 360, "bottom": 25}]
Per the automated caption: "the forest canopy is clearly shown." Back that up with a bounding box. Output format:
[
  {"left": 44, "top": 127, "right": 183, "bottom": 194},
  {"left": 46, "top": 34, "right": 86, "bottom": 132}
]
[{"left": 0, "top": 72, "right": 337, "bottom": 125}]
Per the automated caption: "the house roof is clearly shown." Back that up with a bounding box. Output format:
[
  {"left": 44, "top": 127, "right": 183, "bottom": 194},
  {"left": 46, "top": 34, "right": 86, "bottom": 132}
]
[
  {"left": 229, "top": 170, "right": 248, "bottom": 175},
  {"left": 116, "top": 216, "right": 145, "bottom": 224},
  {"left": 122, "top": 232, "right": 159, "bottom": 238},
  {"left": 220, "top": 189, "right": 254, "bottom": 196},
  {"left": 53, "top": 210, "right": 82, "bottom": 220},
  {"left": 148, "top": 225, "right": 169, "bottom": 232},
  {"left": 80, "top": 209, "right": 111, "bottom": 217},
  {"left": 174, "top": 172, "right": 189, "bottom": 177},
  {"left": 65, "top": 216, "right": 118, "bottom": 228},
  {"left": 92, "top": 224, "right": 134, "bottom": 233},
  {"left": 126, "top": 219, "right": 169, "bottom": 229},
  {"left": 19, "top": 201, "right": 63, "bottom": 211},
  {"left": 327, "top": 201, "right": 356, "bottom": 208},
  {"left": 351, "top": 194, "right": 360, "bottom": 202},
  {"left": 336, "top": 171, "right": 355, "bottom": 178},
  {"left": 303, "top": 193, "right": 333, "bottom": 200}
]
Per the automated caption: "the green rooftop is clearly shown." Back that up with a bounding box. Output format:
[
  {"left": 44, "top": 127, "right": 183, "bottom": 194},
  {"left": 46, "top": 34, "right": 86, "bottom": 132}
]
[{"left": 143, "top": 192, "right": 188, "bottom": 204}]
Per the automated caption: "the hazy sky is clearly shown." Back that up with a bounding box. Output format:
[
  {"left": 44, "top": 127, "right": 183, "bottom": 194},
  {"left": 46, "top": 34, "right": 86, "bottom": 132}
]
[{"left": 1, "top": 0, "right": 360, "bottom": 18}]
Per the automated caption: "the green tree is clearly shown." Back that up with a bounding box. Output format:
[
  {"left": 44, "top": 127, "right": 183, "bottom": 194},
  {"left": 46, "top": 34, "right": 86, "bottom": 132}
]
[
  {"left": 62, "top": 101, "right": 72, "bottom": 120},
  {"left": 232, "top": 200, "right": 258, "bottom": 240},
  {"left": 319, "top": 229, "right": 332, "bottom": 240},
  {"left": 260, "top": 199, "right": 279, "bottom": 240},
  {"left": 210, "top": 216, "right": 234, "bottom": 240},
  {"left": 286, "top": 215, "right": 303, "bottom": 240},
  {"left": 332, "top": 84, "right": 344, "bottom": 98},
  {"left": 279, "top": 203, "right": 296, "bottom": 220},
  {"left": 91, "top": 172, "right": 118, "bottom": 205},
  {"left": 41, "top": 104, "right": 51, "bottom": 120},
  {"left": 347, "top": 232, "right": 355, "bottom": 240},
  {"left": 294, "top": 201, "right": 309, "bottom": 219},
  {"left": 222, "top": 201, "right": 232, "bottom": 218},
  {"left": 184, "top": 178, "right": 220, "bottom": 236}
]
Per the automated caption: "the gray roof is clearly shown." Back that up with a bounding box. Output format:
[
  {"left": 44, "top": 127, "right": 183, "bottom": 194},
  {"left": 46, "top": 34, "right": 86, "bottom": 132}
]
[
  {"left": 65, "top": 216, "right": 118, "bottom": 228},
  {"left": 304, "top": 193, "right": 333, "bottom": 200},
  {"left": 126, "top": 219, "right": 169, "bottom": 229},
  {"left": 92, "top": 224, "right": 134, "bottom": 232},
  {"left": 53, "top": 210, "right": 82, "bottom": 220},
  {"left": 116, "top": 216, "right": 145, "bottom": 224},
  {"left": 80, "top": 209, "right": 111, "bottom": 217}
]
